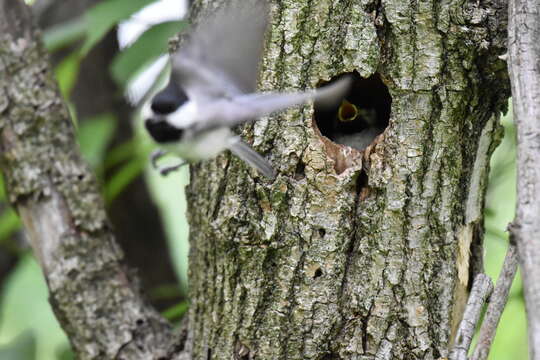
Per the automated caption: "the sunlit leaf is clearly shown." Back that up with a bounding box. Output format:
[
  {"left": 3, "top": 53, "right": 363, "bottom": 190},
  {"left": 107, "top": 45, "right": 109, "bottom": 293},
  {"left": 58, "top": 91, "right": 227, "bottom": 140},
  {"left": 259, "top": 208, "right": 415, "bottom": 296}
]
[
  {"left": 161, "top": 301, "right": 189, "bottom": 321},
  {"left": 110, "top": 20, "right": 187, "bottom": 88},
  {"left": 54, "top": 53, "right": 82, "bottom": 99},
  {"left": 80, "top": 0, "right": 157, "bottom": 56}
]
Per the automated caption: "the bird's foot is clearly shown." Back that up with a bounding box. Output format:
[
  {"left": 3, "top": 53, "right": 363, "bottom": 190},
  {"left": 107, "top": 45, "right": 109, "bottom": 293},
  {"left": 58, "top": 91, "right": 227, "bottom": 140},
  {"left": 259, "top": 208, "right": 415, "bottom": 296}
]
[
  {"left": 159, "top": 162, "right": 187, "bottom": 176},
  {"left": 151, "top": 149, "right": 167, "bottom": 169}
]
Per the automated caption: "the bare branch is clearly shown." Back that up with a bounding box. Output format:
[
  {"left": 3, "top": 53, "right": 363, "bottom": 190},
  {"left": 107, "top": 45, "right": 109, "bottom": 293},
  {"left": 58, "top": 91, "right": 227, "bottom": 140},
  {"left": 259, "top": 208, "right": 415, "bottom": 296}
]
[
  {"left": 508, "top": 0, "right": 540, "bottom": 357},
  {"left": 450, "top": 274, "right": 494, "bottom": 360},
  {"left": 471, "top": 241, "right": 518, "bottom": 360}
]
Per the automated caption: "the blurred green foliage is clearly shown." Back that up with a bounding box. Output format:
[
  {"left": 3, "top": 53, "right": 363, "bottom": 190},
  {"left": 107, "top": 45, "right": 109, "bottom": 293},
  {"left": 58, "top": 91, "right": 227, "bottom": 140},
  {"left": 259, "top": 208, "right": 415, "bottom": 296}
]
[{"left": 0, "top": 0, "right": 527, "bottom": 359}]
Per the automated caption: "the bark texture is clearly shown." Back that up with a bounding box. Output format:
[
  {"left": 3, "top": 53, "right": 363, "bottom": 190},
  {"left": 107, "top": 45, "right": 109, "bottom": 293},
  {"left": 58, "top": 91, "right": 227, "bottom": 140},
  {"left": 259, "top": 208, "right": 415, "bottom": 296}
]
[
  {"left": 0, "top": 1, "right": 172, "bottom": 358},
  {"left": 508, "top": 0, "right": 540, "bottom": 358},
  {"left": 184, "top": 0, "right": 510, "bottom": 359}
]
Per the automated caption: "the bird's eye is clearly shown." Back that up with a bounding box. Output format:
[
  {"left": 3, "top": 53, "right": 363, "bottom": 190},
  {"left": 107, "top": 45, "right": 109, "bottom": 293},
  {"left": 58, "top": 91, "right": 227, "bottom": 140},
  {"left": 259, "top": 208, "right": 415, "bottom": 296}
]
[{"left": 150, "top": 81, "right": 189, "bottom": 115}]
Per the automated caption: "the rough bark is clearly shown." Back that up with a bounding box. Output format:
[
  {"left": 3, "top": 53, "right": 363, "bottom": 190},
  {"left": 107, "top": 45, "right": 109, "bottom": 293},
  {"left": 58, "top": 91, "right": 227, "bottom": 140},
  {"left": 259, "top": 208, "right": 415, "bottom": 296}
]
[
  {"left": 508, "top": 0, "right": 540, "bottom": 358},
  {"left": 0, "top": 1, "right": 173, "bottom": 358},
  {"left": 184, "top": 1, "right": 510, "bottom": 359}
]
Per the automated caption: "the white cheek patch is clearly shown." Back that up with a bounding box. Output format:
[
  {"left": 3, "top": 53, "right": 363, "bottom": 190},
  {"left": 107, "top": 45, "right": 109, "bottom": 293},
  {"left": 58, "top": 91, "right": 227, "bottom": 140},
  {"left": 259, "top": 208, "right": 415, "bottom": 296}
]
[
  {"left": 140, "top": 101, "right": 153, "bottom": 121},
  {"left": 167, "top": 101, "right": 198, "bottom": 128}
]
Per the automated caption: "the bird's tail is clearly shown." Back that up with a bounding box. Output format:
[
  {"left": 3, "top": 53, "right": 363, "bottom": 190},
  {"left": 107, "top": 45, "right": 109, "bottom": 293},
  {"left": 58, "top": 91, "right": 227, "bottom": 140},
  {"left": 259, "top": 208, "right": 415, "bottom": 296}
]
[{"left": 227, "top": 138, "right": 276, "bottom": 179}]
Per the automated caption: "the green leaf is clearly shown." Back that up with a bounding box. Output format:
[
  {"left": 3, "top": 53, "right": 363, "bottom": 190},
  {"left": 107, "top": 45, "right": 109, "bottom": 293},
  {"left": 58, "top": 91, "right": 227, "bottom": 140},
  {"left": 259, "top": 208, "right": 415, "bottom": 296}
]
[
  {"left": 54, "top": 53, "right": 83, "bottom": 99},
  {"left": 80, "top": 0, "right": 157, "bottom": 56},
  {"left": 161, "top": 301, "right": 189, "bottom": 321},
  {"left": 43, "top": 17, "right": 87, "bottom": 52},
  {"left": 110, "top": 20, "right": 188, "bottom": 88},
  {"left": 0, "top": 330, "right": 36, "bottom": 360},
  {"left": 77, "top": 113, "right": 117, "bottom": 169},
  {"left": 104, "top": 138, "right": 138, "bottom": 170}
]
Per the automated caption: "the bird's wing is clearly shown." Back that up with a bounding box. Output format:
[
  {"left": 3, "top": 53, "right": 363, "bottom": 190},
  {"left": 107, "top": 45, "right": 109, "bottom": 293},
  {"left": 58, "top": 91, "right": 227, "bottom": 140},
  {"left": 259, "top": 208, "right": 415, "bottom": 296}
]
[
  {"left": 227, "top": 137, "right": 276, "bottom": 179},
  {"left": 195, "top": 76, "right": 352, "bottom": 130},
  {"left": 170, "top": 0, "right": 269, "bottom": 102}
]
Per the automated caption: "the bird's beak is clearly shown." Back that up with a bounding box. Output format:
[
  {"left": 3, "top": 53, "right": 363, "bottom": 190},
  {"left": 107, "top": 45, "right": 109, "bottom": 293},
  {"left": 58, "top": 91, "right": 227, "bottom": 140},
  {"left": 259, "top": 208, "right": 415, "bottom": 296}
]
[{"left": 337, "top": 99, "right": 358, "bottom": 122}]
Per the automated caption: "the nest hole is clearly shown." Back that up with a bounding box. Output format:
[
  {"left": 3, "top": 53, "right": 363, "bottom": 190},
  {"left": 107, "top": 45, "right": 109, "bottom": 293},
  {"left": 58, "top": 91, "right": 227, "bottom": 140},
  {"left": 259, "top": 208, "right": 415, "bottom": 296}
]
[
  {"left": 314, "top": 71, "right": 392, "bottom": 150},
  {"left": 294, "top": 161, "right": 306, "bottom": 180}
]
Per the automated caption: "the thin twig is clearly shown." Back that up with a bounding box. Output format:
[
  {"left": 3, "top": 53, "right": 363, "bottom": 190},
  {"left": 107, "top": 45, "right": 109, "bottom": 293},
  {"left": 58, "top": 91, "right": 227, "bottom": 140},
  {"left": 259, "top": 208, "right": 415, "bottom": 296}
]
[
  {"left": 471, "top": 240, "right": 519, "bottom": 360},
  {"left": 450, "top": 274, "right": 494, "bottom": 360}
]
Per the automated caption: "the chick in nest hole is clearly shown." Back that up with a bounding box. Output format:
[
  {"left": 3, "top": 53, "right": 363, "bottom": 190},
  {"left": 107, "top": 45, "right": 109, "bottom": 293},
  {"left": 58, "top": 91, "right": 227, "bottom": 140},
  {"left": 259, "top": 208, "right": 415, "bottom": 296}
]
[{"left": 329, "top": 99, "right": 383, "bottom": 150}]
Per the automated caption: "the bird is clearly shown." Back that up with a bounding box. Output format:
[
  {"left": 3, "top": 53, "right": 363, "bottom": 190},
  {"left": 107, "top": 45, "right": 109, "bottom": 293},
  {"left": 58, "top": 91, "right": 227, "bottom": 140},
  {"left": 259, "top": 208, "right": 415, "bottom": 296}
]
[
  {"left": 329, "top": 99, "right": 381, "bottom": 150},
  {"left": 143, "top": 0, "right": 351, "bottom": 179}
]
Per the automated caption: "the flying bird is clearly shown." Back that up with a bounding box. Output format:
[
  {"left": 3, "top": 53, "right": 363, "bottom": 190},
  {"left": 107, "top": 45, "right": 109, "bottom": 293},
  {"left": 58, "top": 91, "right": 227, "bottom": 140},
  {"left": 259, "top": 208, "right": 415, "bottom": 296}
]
[{"left": 144, "top": 0, "right": 350, "bottom": 178}]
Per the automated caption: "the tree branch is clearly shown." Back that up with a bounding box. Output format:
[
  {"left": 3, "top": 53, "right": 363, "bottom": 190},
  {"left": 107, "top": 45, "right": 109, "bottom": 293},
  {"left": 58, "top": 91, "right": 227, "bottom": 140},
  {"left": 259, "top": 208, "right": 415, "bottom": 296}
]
[
  {"left": 0, "top": 0, "right": 175, "bottom": 358},
  {"left": 471, "top": 241, "right": 519, "bottom": 360},
  {"left": 450, "top": 274, "right": 494, "bottom": 360},
  {"left": 508, "top": 0, "right": 540, "bottom": 358}
]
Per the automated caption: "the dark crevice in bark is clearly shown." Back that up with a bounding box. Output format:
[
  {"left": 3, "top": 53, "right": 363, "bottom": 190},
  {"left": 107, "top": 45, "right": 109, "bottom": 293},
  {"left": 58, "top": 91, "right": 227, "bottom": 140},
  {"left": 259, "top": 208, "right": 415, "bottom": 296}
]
[
  {"left": 294, "top": 161, "right": 306, "bottom": 180},
  {"left": 211, "top": 162, "right": 231, "bottom": 220}
]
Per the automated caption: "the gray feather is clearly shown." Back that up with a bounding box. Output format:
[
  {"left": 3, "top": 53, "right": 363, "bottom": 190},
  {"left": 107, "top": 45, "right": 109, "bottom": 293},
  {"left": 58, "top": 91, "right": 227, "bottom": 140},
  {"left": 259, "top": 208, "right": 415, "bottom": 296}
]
[
  {"left": 171, "top": 0, "right": 269, "bottom": 102},
  {"left": 232, "top": 76, "right": 352, "bottom": 118},
  {"left": 227, "top": 138, "right": 276, "bottom": 179},
  {"left": 194, "top": 76, "right": 352, "bottom": 132}
]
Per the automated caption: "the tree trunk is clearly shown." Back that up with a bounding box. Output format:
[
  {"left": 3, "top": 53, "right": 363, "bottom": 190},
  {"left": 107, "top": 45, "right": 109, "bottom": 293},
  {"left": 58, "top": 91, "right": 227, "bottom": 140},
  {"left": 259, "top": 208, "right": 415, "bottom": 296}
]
[
  {"left": 184, "top": 1, "right": 510, "bottom": 359},
  {"left": 508, "top": 0, "right": 540, "bottom": 358}
]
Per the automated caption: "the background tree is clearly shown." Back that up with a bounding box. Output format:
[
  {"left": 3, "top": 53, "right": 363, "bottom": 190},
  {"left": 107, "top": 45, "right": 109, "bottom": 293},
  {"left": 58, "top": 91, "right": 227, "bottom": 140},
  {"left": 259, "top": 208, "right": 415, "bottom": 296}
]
[
  {"left": 35, "top": 0, "right": 180, "bottom": 310},
  {"left": 508, "top": 0, "right": 540, "bottom": 358}
]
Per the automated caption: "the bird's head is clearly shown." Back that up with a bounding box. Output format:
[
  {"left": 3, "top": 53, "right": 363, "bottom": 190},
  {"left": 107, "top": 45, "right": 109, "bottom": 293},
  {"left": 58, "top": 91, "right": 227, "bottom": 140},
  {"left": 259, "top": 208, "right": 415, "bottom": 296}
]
[{"left": 144, "top": 80, "right": 190, "bottom": 143}]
